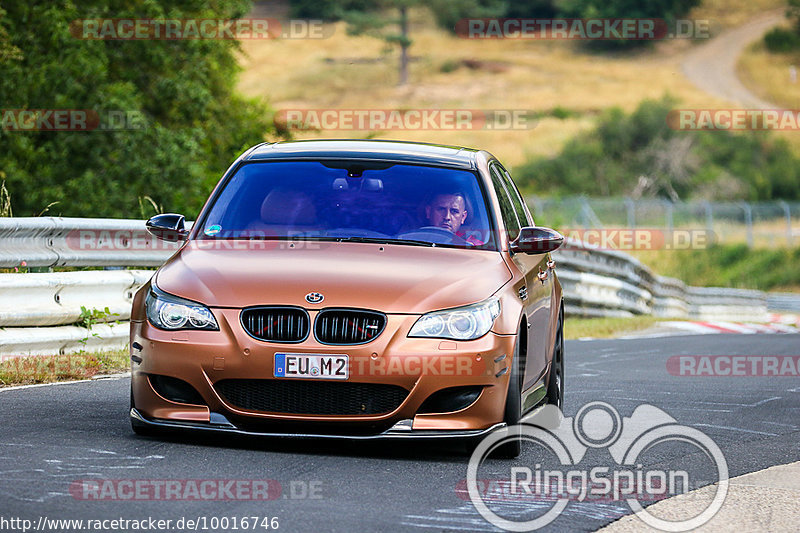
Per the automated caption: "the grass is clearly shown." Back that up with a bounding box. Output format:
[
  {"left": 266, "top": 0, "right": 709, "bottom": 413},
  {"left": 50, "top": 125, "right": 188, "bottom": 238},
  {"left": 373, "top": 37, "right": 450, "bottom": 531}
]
[
  {"left": 0, "top": 179, "right": 11, "bottom": 217},
  {"left": 630, "top": 244, "right": 800, "bottom": 292},
  {"left": 735, "top": 18, "right": 800, "bottom": 154},
  {"left": 0, "top": 349, "right": 129, "bottom": 388},
  {"left": 689, "top": 0, "right": 786, "bottom": 29},
  {"left": 238, "top": 0, "right": 800, "bottom": 168},
  {"left": 564, "top": 315, "right": 664, "bottom": 340},
  {"left": 738, "top": 38, "right": 800, "bottom": 109},
  {"left": 236, "top": 8, "right": 732, "bottom": 168}
]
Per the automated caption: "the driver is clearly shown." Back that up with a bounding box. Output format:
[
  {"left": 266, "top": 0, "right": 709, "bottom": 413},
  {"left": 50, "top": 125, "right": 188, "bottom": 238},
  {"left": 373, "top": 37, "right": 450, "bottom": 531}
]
[
  {"left": 425, "top": 193, "right": 468, "bottom": 234},
  {"left": 424, "top": 192, "right": 484, "bottom": 245}
]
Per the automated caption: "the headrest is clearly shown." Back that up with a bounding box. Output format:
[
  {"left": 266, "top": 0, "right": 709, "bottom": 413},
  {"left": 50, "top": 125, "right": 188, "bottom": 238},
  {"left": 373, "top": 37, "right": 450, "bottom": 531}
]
[{"left": 260, "top": 189, "right": 316, "bottom": 225}]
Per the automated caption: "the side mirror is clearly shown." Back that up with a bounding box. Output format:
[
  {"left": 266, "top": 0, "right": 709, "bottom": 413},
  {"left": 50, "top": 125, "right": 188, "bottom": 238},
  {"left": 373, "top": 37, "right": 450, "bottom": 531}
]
[
  {"left": 510, "top": 226, "right": 564, "bottom": 254},
  {"left": 146, "top": 213, "right": 188, "bottom": 242}
]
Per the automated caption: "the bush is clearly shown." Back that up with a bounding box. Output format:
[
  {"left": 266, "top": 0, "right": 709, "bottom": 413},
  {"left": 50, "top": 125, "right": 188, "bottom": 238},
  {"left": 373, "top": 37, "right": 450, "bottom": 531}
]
[
  {"left": 764, "top": 27, "right": 800, "bottom": 52},
  {"left": 515, "top": 98, "right": 800, "bottom": 201}
]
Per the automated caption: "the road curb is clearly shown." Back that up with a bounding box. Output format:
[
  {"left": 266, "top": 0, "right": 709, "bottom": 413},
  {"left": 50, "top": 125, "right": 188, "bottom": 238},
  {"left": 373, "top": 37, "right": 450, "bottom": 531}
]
[{"left": 597, "top": 461, "right": 800, "bottom": 532}]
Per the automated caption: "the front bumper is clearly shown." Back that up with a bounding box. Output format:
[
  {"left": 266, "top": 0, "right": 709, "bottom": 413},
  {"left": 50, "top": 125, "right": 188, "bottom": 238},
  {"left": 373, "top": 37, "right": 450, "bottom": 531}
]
[{"left": 130, "top": 308, "right": 517, "bottom": 436}]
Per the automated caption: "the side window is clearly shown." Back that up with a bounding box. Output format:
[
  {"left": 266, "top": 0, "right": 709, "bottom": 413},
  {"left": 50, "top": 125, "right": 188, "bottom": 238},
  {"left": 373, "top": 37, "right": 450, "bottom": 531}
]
[
  {"left": 489, "top": 163, "right": 521, "bottom": 241},
  {"left": 498, "top": 165, "right": 532, "bottom": 227}
]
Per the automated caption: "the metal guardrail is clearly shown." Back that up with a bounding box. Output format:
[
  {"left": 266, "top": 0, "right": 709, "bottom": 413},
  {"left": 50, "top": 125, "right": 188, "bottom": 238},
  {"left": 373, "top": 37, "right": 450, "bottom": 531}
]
[
  {"left": 0, "top": 218, "right": 798, "bottom": 357},
  {"left": 0, "top": 323, "right": 129, "bottom": 358},
  {"left": 0, "top": 270, "right": 152, "bottom": 327},
  {"left": 0, "top": 217, "right": 182, "bottom": 268},
  {"left": 767, "top": 293, "right": 800, "bottom": 312},
  {"left": 551, "top": 239, "right": 772, "bottom": 321}
]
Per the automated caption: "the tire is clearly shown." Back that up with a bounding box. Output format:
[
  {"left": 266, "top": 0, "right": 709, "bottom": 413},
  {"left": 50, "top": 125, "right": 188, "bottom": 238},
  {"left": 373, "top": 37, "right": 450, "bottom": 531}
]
[
  {"left": 545, "top": 305, "right": 564, "bottom": 411},
  {"left": 493, "top": 334, "right": 523, "bottom": 459}
]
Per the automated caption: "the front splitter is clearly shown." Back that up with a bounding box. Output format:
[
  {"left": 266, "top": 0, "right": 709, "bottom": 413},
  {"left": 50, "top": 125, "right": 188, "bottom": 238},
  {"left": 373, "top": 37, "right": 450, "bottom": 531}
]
[{"left": 130, "top": 408, "right": 505, "bottom": 440}]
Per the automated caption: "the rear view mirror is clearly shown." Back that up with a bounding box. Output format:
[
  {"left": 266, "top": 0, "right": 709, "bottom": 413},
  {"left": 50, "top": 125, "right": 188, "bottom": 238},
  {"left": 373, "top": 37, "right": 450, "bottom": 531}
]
[
  {"left": 510, "top": 226, "right": 564, "bottom": 254},
  {"left": 146, "top": 213, "right": 188, "bottom": 242}
]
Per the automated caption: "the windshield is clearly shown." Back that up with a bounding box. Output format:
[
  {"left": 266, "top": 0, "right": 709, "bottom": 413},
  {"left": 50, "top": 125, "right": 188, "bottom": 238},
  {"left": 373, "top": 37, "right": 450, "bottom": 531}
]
[{"left": 197, "top": 161, "right": 496, "bottom": 250}]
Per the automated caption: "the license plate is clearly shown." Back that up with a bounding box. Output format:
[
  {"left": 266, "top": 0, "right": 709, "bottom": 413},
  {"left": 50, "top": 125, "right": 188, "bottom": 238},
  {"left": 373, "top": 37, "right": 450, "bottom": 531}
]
[{"left": 274, "top": 353, "right": 348, "bottom": 380}]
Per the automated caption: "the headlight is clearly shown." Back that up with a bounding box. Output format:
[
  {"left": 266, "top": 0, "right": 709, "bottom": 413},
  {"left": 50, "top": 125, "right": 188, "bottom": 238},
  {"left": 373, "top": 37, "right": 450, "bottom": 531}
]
[
  {"left": 408, "top": 297, "right": 501, "bottom": 341},
  {"left": 145, "top": 285, "right": 219, "bottom": 331}
]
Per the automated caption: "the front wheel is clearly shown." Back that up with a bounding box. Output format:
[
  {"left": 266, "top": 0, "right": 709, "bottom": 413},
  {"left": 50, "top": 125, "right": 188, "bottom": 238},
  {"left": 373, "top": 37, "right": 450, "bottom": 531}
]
[
  {"left": 545, "top": 305, "right": 564, "bottom": 411},
  {"left": 493, "top": 335, "right": 523, "bottom": 459}
]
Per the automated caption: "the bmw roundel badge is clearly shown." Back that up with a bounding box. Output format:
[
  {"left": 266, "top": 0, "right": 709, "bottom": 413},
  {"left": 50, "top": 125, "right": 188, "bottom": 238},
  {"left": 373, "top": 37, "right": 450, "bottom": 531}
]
[{"left": 305, "top": 292, "right": 324, "bottom": 304}]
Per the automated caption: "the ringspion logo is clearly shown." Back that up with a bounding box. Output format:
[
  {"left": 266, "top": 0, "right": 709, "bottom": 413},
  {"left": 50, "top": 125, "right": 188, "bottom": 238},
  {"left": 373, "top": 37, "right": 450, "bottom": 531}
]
[{"left": 468, "top": 403, "right": 728, "bottom": 531}]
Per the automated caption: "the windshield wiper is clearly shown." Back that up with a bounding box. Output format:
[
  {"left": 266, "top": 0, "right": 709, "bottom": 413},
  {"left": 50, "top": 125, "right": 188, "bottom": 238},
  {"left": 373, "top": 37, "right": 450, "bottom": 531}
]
[{"left": 336, "top": 237, "right": 436, "bottom": 247}]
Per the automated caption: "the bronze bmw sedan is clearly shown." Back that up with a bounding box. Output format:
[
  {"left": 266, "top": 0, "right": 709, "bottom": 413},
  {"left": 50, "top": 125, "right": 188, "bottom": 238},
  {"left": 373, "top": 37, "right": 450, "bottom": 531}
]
[{"left": 129, "top": 140, "right": 564, "bottom": 457}]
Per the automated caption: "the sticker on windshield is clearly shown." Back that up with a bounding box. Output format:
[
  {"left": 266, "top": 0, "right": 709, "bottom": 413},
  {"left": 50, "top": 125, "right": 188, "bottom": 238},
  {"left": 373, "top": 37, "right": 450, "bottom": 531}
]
[{"left": 204, "top": 224, "right": 222, "bottom": 236}]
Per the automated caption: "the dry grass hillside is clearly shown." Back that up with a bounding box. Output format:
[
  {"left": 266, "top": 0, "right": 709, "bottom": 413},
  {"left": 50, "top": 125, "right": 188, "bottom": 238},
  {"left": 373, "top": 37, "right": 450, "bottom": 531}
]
[{"left": 237, "top": 0, "right": 784, "bottom": 168}]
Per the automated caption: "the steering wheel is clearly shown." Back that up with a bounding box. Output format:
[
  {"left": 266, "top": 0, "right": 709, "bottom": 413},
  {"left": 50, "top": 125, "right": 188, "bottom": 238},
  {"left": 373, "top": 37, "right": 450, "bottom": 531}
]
[
  {"left": 398, "top": 226, "right": 468, "bottom": 245},
  {"left": 417, "top": 226, "right": 458, "bottom": 237}
]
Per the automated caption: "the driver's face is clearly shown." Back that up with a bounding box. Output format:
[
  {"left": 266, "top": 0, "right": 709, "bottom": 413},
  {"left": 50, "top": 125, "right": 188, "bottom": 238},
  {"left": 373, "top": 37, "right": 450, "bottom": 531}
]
[{"left": 426, "top": 194, "right": 467, "bottom": 233}]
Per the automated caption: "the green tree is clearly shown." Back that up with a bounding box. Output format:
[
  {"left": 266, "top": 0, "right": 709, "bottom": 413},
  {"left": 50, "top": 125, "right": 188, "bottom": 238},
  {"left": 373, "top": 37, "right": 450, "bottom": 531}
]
[
  {"left": 289, "top": 0, "right": 371, "bottom": 21},
  {"left": 504, "top": 0, "right": 559, "bottom": 18},
  {"left": 427, "top": 0, "right": 506, "bottom": 32},
  {"left": 0, "top": 0, "right": 274, "bottom": 218},
  {"left": 554, "top": 0, "right": 700, "bottom": 49},
  {"left": 788, "top": 0, "right": 800, "bottom": 32},
  {"left": 340, "top": 0, "right": 424, "bottom": 85},
  {"left": 763, "top": 0, "right": 800, "bottom": 52}
]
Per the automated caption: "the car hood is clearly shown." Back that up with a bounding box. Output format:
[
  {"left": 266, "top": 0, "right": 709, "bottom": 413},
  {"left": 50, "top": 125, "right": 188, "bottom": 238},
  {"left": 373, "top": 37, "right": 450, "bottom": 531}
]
[{"left": 155, "top": 241, "right": 512, "bottom": 314}]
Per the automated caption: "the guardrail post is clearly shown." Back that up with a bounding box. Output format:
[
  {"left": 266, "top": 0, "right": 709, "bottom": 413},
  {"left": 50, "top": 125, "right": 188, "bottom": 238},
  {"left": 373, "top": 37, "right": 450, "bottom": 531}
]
[
  {"left": 703, "top": 200, "right": 713, "bottom": 236},
  {"left": 740, "top": 202, "right": 754, "bottom": 249},
  {"left": 779, "top": 200, "right": 792, "bottom": 247},
  {"left": 663, "top": 200, "right": 673, "bottom": 233},
  {"left": 579, "top": 197, "right": 602, "bottom": 228},
  {"left": 624, "top": 197, "right": 635, "bottom": 228}
]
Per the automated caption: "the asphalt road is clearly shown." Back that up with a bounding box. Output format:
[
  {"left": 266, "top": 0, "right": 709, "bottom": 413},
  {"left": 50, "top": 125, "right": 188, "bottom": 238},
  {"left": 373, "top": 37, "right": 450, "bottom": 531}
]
[{"left": 1, "top": 334, "right": 798, "bottom": 532}]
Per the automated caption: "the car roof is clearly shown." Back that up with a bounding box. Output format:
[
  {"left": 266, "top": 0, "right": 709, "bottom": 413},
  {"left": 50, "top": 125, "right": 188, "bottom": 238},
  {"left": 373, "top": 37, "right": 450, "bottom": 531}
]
[{"left": 244, "top": 140, "right": 481, "bottom": 170}]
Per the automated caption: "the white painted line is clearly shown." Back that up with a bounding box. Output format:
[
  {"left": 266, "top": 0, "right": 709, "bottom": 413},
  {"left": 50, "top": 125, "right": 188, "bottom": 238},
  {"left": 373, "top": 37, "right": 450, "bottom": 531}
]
[
  {"left": 661, "top": 321, "right": 722, "bottom": 334},
  {"left": 694, "top": 423, "right": 779, "bottom": 437},
  {"left": 0, "top": 372, "right": 130, "bottom": 392}
]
